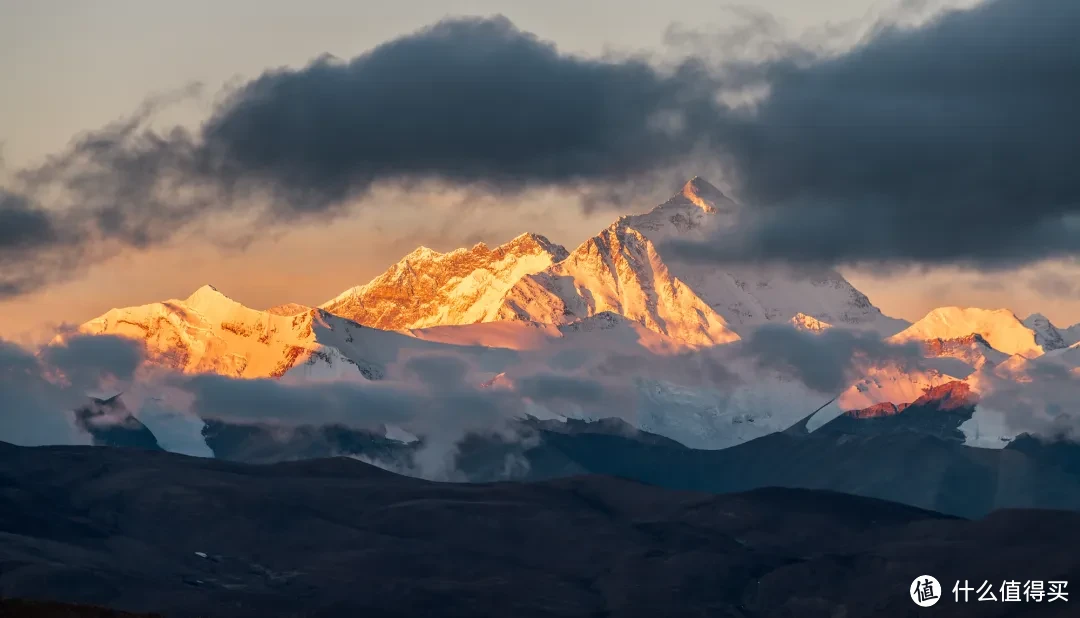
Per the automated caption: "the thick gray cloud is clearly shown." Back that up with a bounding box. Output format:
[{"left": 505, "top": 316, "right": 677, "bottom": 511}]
[
  {"left": 514, "top": 373, "right": 607, "bottom": 404},
  {"left": 181, "top": 353, "right": 528, "bottom": 435},
  {"left": 401, "top": 354, "right": 472, "bottom": 391},
  {"left": 181, "top": 374, "right": 417, "bottom": 429},
  {"left": 671, "top": 0, "right": 1080, "bottom": 270},
  {"left": 4, "top": 0, "right": 1080, "bottom": 298},
  {"left": 737, "top": 325, "right": 925, "bottom": 393},
  {"left": 0, "top": 334, "right": 145, "bottom": 446},
  {"left": 0, "top": 17, "right": 721, "bottom": 297},
  {"left": 39, "top": 332, "right": 143, "bottom": 382},
  {"left": 177, "top": 355, "right": 537, "bottom": 480},
  {"left": 199, "top": 16, "right": 718, "bottom": 203},
  {"left": 0, "top": 190, "right": 57, "bottom": 251},
  {"left": 976, "top": 361, "right": 1080, "bottom": 441},
  {"left": 0, "top": 189, "right": 69, "bottom": 296}
]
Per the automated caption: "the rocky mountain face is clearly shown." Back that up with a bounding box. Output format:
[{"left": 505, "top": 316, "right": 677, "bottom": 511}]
[
  {"left": 493, "top": 178, "right": 908, "bottom": 340},
  {"left": 920, "top": 333, "right": 1010, "bottom": 370},
  {"left": 317, "top": 178, "right": 906, "bottom": 344},
  {"left": 73, "top": 394, "right": 162, "bottom": 451},
  {"left": 846, "top": 381, "right": 976, "bottom": 419},
  {"left": 321, "top": 233, "right": 569, "bottom": 331},
  {"left": 493, "top": 222, "right": 741, "bottom": 346},
  {"left": 1023, "top": 312, "right": 1073, "bottom": 351}
]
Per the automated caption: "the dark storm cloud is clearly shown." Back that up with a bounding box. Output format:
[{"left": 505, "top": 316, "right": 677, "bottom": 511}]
[
  {"left": 0, "top": 189, "right": 67, "bottom": 296},
  {"left": 738, "top": 325, "right": 924, "bottom": 393},
  {"left": 0, "top": 190, "right": 57, "bottom": 251},
  {"left": 4, "top": 0, "right": 1080, "bottom": 299},
  {"left": 181, "top": 374, "right": 416, "bottom": 428},
  {"left": 671, "top": 0, "right": 1080, "bottom": 269},
  {"left": 0, "top": 16, "right": 721, "bottom": 298},
  {"left": 200, "top": 16, "right": 720, "bottom": 203},
  {"left": 38, "top": 333, "right": 145, "bottom": 382}
]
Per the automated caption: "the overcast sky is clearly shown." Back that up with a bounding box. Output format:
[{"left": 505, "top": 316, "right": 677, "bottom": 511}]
[{"left": 2, "top": 0, "right": 1078, "bottom": 339}]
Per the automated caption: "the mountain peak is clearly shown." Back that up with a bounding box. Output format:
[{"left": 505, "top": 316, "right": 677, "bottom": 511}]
[
  {"left": 1022, "top": 312, "right": 1068, "bottom": 352},
  {"left": 673, "top": 176, "right": 735, "bottom": 214},
  {"left": 320, "top": 233, "right": 569, "bottom": 330},
  {"left": 405, "top": 246, "right": 441, "bottom": 261},
  {"left": 892, "top": 306, "right": 1044, "bottom": 358},
  {"left": 190, "top": 283, "right": 220, "bottom": 295},
  {"left": 503, "top": 232, "right": 570, "bottom": 261},
  {"left": 185, "top": 284, "right": 237, "bottom": 310}
]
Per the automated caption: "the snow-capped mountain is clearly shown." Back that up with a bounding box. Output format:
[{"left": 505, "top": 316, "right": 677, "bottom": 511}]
[
  {"left": 75, "top": 281, "right": 944, "bottom": 453},
  {"left": 322, "top": 233, "right": 568, "bottom": 330},
  {"left": 76, "top": 284, "right": 515, "bottom": 382},
  {"left": 920, "top": 334, "right": 1010, "bottom": 370},
  {"left": 627, "top": 357, "right": 960, "bottom": 449},
  {"left": 317, "top": 178, "right": 905, "bottom": 346},
  {"left": 1022, "top": 313, "right": 1070, "bottom": 352},
  {"left": 493, "top": 220, "right": 741, "bottom": 347},
  {"left": 497, "top": 178, "right": 908, "bottom": 340},
  {"left": 67, "top": 177, "right": 1080, "bottom": 458},
  {"left": 627, "top": 178, "right": 909, "bottom": 336},
  {"left": 1063, "top": 323, "right": 1080, "bottom": 347},
  {"left": 891, "top": 307, "right": 1049, "bottom": 358}
]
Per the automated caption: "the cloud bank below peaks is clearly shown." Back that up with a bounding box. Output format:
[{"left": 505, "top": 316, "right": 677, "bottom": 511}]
[{"left": 0, "top": 333, "right": 144, "bottom": 446}]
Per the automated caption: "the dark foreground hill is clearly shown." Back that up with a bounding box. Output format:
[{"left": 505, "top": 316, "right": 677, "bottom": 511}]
[
  {"left": 0, "top": 598, "right": 159, "bottom": 617},
  {"left": 2, "top": 443, "right": 1079, "bottom": 617},
  {"left": 198, "top": 411, "right": 1080, "bottom": 519}
]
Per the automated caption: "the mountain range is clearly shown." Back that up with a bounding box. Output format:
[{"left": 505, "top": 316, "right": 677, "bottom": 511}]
[
  {"left": 11, "top": 177, "right": 1080, "bottom": 617},
  {"left": 70, "top": 177, "right": 1080, "bottom": 461}
]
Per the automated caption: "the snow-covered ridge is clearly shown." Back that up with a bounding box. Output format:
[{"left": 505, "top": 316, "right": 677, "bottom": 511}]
[
  {"left": 314, "top": 177, "right": 907, "bottom": 346},
  {"left": 1022, "top": 313, "right": 1070, "bottom": 352},
  {"left": 321, "top": 232, "right": 569, "bottom": 331},
  {"left": 489, "top": 178, "right": 906, "bottom": 342},
  {"left": 620, "top": 179, "right": 907, "bottom": 337},
  {"left": 1063, "top": 323, "right": 1080, "bottom": 347},
  {"left": 494, "top": 222, "right": 741, "bottom": 347},
  {"left": 76, "top": 285, "right": 520, "bottom": 382},
  {"left": 919, "top": 333, "right": 1009, "bottom": 370},
  {"left": 892, "top": 307, "right": 1047, "bottom": 358},
  {"left": 69, "top": 176, "right": 1080, "bottom": 456}
]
